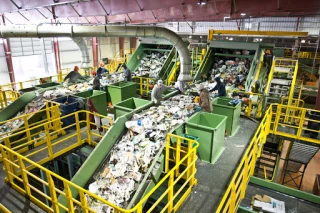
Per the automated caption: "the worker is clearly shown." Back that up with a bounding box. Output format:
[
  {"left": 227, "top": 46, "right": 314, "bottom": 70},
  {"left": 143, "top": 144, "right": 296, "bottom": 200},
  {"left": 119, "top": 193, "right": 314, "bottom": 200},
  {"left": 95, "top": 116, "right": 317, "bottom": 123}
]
[
  {"left": 174, "top": 81, "right": 190, "bottom": 94},
  {"left": 63, "top": 66, "right": 86, "bottom": 83},
  {"left": 96, "top": 62, "right": 108, "bottom": 78},
  {"left": 201, "top": 73, "right": 209, "bottom": 82},
  {"left": 151, "top": 80, "right": 171, "bottom": 105},
  {"left": 198, "top": 84, "right": 212, "bottom": 112},
  {"left": 122, "top": 64, "right": 132, "bottom": 81},
  {"left": 209, "top": 76, "right": 226, "bottom": 97},
  {"left": 91, "top": 71, "right": 100, "bottom": 90}
]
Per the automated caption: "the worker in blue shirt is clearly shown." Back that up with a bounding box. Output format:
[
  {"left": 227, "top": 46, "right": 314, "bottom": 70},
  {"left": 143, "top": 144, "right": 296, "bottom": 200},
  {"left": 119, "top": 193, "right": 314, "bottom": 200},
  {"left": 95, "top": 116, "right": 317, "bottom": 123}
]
[
  {"left": 96, "top": 62, "right": 108, "bottom": 78},
  {"left": 209, "top": 76, "right": 226, "bottom": 97}
]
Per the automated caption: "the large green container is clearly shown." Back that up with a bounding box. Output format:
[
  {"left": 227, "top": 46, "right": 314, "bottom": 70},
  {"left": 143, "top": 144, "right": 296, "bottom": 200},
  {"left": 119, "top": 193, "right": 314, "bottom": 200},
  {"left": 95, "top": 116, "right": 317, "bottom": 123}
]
[
  {"left": 186, "top": 112, "right": 226, "bottom": 164},
  {"left": 107, "top": 81, "right": 137, "bottom": 105},
  {"left": 35, "top": 82, "right": 60, "bottom": 89},
  {"left": 212, "top": 97, "right": 241, "bottom": 136},
  {"left": 72, "top": 90, "right": 107, "bottom": 115},
  {"left": 114, "top": 98, "right": 153, "bottom": 119}
]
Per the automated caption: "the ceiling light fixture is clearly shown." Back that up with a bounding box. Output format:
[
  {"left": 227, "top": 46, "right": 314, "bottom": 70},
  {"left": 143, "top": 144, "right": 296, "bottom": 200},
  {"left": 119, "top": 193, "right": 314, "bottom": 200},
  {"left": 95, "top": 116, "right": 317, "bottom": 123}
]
[
  {"left": 240, "top": 13, "right": 246, "bottom": 16},
  {"left": 197, "top": 0, "right": 206, "bottom": 5},
  {"left": 301, "top": 39, "right": 306, "bottom": 43},
  {"left": 229, "top": 37, "right": 233, "bottom": 41}
]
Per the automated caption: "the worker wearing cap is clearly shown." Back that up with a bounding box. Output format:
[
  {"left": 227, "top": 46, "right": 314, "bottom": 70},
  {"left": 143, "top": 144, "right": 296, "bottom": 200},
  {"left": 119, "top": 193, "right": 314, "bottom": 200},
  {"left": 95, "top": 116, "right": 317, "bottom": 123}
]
[
  {"left": 151, "top": 80, "right": 171, "bottom": 105},
  {"left": 198, "top": 84, "right": 212, "bottom": 112},
  {"left": 122, "top": 64, "right": 132, "bottom": 81},
  {"left": 91, "top": 70, "right": 100, "bottom": 90},
  {"left": 96, "top": 62, "right": 108, "bottom": 78},
  {"left": 63, "top": 66, "right": 86, "bottom": 83},
  {"left": 209, "top": 76, "right": 226, "bottom": 97}
]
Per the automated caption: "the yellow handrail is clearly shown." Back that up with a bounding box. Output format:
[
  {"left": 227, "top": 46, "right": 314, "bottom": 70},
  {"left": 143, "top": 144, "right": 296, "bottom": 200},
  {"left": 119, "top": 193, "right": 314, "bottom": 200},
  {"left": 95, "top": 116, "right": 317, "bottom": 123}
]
[
  {"left": 0, "top": 128, "right": 198, "bottom": 213},
  {"left": 217, "top": 103, "right": 320, "bottom": 212},
  {"left": 134, "top": 76, "right": 155, "bottom": 96},
  {"left": 285, "top": 50, "right": 320, "bottom": 60},
  {"left": 0, "top": 90, "right": 20, "bottom": 110},
  {"left": 0, "top": 204, "right": 11, "bottom": 213}
]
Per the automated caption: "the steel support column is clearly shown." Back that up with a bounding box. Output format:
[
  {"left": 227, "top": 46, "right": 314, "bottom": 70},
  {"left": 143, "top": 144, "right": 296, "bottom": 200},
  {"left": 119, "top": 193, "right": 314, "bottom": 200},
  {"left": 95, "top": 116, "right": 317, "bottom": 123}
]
[
  {"left": 92, "top": 37, "right": 98, "bottom": 67},
  {"left": 2, "top": 15, "right": 15, "bottom": 84},
  {"left": 119, "top": 37, "right": 125, "bottom": 57},
  {"left": 53, "top": 38, "right": 61, "bottom": 73},
  {"left": 130, "top": 37, "right": 136, "bottom": 50}
]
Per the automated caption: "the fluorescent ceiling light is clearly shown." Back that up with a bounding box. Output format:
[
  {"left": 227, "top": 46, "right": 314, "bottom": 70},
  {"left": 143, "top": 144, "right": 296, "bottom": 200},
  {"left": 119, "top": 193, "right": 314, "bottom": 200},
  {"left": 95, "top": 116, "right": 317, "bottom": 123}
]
[
  {"left": 301, "top": 39, "right": 306, "bottom": 43},
  {"left": 229, "top": 37, "right": 233, "bottom": 41},
  {"left": 241, "top": 13, "right": 246, "bottom": 16},
  {"left": 197, "top": 0, "right": 206, "bottom": 5}
]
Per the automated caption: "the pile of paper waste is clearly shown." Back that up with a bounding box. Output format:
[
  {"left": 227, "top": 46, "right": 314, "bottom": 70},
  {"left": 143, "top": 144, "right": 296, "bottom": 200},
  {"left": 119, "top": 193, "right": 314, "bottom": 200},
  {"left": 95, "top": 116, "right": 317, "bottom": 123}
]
[
  {"left": 0, "top": 82, "right": 90, "bottom": 135},
  {"left": 86, "top": 95, "right": 198, "bottom": 212}
]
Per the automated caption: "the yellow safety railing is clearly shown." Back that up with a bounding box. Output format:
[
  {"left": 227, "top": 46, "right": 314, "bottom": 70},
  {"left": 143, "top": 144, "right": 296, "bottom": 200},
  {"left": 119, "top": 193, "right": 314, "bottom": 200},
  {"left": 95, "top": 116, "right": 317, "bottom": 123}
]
[
  {"left": 217, "top": 103, "right": 320, "bottom": 212},
  {"left": 134, "top": 76, "right": 155, "bottom": 97},
  {"left": 0, "top": 203, "right": 11, "bottom": 213},
  {"left": 264, "top": 58, "right": 298, "bottom": 99},
  {"left": 217, "top": 105, "right": 271, "bottom": 212},
  {"left": 106, "top": 48, "right": 135, "bottom": 73},
  {"left": 0, "top": 101, "right": 61, "bottom": 160},
  {"left": 0, "top": 110, "right": 112, "bottom": 171},
  {"left": 254, "top": 51, "right": 265, "bottom": 81},
  {"left": 167, "top": 61, "right": 180, "bottom": 86},
  {"left": 0, "top": 130, "right": 198, "bottom": 213},
  {"left": 285, "top": 50, "right": 320, "bottom": 60},
  {"left": 0, "top": 90, "right": 20, "bottom": 110}
]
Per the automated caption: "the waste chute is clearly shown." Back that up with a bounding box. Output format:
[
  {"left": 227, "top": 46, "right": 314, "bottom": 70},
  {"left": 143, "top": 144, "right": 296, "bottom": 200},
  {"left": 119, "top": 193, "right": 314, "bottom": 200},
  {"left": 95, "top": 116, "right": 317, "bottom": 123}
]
[{"left": 0, "top": 25, "right": 192, "bottom": 82}]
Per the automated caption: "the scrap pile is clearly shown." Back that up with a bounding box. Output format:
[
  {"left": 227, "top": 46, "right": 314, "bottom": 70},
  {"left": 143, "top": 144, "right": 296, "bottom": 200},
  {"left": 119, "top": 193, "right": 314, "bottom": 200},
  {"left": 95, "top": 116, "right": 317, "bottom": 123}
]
[
  {"left": 136, "top": 52, "right": 168, "bottom": 78},
  {"left": 0, "top": 82, "right": 90, "bottom": 135},
  {"left": 210, "top": 58, "right": 251, "bottom": 90},
  {"left": 86, "top": 95, "right": 197, "bottom": 212}
]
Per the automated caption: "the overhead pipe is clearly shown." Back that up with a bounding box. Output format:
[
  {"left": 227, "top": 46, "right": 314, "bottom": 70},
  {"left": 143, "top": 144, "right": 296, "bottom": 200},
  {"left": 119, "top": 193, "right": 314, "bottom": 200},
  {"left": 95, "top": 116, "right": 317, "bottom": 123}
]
[
  {"left": 0, "top": 25, "right": 192, "bottom": 81},
  {"left": 71, "top": 37, "right": 91, "bottom": 68}
]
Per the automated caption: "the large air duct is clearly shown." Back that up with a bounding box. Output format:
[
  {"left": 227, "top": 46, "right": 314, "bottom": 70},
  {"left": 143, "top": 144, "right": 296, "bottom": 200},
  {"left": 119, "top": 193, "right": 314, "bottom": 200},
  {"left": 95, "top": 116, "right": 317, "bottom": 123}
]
[
  {"left": 0, "top": 25, "right": 192, "bottom": 81},
  {"left": 71, "top": 37, "right": 91, "bottom": 68}
]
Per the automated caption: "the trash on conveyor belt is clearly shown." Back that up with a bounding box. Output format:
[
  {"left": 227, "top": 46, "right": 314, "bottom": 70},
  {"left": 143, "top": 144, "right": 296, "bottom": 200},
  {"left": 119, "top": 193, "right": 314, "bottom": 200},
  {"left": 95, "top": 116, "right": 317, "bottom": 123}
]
[
  {"left": 136, "top": 52, "right": 168, "bottom": 78},
  {"left": 0, "top": 82, "right": 91, "bottom": 135},
  {"left": 86, "top": 95, "right": 198, "bottom": 212}
]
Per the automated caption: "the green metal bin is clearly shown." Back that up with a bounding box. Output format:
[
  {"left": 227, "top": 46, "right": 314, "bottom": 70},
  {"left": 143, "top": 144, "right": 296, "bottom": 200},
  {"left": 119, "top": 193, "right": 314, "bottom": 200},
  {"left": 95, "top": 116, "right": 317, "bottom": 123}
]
[
  {"left": 72, "top": 90, "right": 107, "bottom": 116},
  {"left": 212, "top": 97, "right": 241, "bottom": 136},
  {"left": 114, "top": 98, "right": 153, "bottom": 119},
  {"left": 186, "top": 112, "right": 226, "bottom": 164},
  {"left": 107, "top": 81, "right": 137, "bottom": 105}
]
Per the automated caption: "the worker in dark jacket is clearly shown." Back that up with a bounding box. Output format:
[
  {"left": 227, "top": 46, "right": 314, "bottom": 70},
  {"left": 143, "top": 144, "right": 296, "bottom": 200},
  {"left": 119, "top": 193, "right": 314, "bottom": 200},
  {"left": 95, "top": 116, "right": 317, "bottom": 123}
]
[
  {"left": 91, "top": 70, "right": 100, "bottom": 90},
  {"left": 63, "top": 66, "right": 86, "bottom": 83},
  {"left": 210, "top": 76, "right": 226, "bottom": 97},
  {"left": 122, "top": 64, "right": 132, "bottom": 81},
  {"left": 96, "top": 62, "right": 108, "bottom": 78},
  {"left": 198, "top": 84, "right": 212, "bottom": 112}
]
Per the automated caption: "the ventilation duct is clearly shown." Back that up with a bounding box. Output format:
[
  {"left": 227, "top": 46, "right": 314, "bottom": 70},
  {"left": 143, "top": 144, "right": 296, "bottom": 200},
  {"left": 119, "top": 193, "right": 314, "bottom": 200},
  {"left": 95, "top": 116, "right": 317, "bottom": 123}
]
[
  {"left": 71, "top": 37, "right": 90, "bottom": 68},
  {"left": 0, "top": 25, "right": 192, "bottom": 81}
]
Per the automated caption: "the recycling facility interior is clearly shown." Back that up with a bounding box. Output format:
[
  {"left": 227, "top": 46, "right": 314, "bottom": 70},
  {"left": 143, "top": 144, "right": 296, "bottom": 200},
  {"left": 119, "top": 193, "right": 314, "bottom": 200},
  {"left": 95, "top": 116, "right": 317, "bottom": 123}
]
[{"left": 0, "top": 1, "right": 320, "bottom": 213}]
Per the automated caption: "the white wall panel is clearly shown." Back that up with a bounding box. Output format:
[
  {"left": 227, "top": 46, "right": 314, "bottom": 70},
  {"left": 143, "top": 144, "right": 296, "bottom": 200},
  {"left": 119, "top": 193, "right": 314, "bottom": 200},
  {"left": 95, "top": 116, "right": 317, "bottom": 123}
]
[{"left": 0, "top": 43, "right": 11, "bottom": 85}]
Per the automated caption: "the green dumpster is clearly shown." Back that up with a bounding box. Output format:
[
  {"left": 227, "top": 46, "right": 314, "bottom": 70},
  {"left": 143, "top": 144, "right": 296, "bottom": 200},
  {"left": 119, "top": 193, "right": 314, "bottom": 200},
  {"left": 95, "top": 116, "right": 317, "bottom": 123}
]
[
  {"left": 107, "top": 81, "right": 137, "bottom": 105},
  {"left": 212, "top": 97, "right": 241, "bottom": 136},
  {"left": 186, "top": 112, "right": 226, "bottom": 164},
  {"left": 114, "top": 98, "right": 153, "bottom": 119},
  {"left": 35, "top": 82, "right": 60, "bottom": 89},
  {"left": 72, "top": 90, "right": 107, "bottom": 115}
]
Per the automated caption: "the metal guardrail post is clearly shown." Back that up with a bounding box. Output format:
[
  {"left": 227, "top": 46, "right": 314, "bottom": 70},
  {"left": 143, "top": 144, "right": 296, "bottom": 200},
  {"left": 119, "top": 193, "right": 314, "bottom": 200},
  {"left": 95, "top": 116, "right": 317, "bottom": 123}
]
[
  {"left": 18, "top": 157, "right": 32, "bottom": 196},
  {"left": 86, "top": 112, "right": 92, "bottom": 145},
  {"left": 75, "top": 113, "right": 82, "bottom": 143}
]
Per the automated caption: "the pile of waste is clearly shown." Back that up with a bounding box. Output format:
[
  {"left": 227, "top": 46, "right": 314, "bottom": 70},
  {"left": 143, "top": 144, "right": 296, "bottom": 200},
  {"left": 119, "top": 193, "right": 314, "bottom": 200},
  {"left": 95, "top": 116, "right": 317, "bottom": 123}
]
[
  {"left": 208, "top": 58, "right": 251, "bottom": 90},
  {"left": 136, "top": 52, "right": 168, "bottom": 78},
  {"left": 0, "top": 97, "right": 47, "bottom": 135},
  {"left": 86, "top": 95, "right": 197, "bottom": 212},
  {"left": 0, "top": 82, "right": 90, "bottom": 135}
]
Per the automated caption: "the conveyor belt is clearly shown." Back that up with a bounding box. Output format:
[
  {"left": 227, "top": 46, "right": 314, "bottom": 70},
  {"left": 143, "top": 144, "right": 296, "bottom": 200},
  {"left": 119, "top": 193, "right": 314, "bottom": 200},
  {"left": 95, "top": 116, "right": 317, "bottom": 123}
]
[{"left": 239, "top": 181, "right": 320, "bottom": 212}]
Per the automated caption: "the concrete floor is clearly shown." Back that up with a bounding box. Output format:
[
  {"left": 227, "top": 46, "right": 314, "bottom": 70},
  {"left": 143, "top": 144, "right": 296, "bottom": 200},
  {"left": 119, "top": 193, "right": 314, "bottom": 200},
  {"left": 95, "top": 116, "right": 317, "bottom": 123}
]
[{"left": 178, "top": 117, "right": 259, "bottom": 213}]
